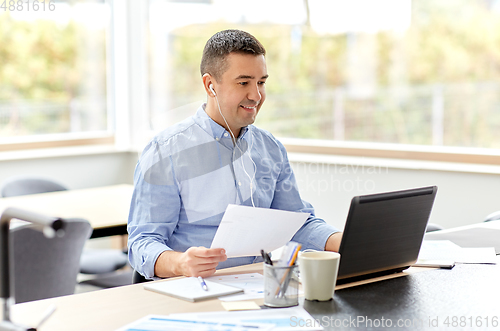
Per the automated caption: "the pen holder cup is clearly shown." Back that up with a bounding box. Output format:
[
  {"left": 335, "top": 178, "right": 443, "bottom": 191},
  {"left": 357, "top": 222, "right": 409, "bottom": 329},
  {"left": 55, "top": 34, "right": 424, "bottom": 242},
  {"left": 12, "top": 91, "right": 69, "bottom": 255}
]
[{"left": 263, "top": 263, "right": 299, "bottom": 308}]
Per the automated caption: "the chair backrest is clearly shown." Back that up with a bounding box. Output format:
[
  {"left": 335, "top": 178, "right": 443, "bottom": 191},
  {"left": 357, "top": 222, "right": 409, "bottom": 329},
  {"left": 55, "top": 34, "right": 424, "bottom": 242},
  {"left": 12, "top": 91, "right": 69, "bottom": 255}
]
[
  {"left": 132, "top": 270, "right": 151, "bottom": 284},
  {"left": 0, "top": 177, "right": 68, "bottom": 198},
  {"left": 11, "top": 218, "right": 92, "bottom": 303}
]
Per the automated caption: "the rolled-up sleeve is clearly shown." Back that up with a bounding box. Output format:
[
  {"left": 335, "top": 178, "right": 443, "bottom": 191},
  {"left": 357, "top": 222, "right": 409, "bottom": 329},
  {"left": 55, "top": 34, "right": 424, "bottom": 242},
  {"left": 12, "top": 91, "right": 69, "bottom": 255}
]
[
  {"left": 127, "top": 139, "right": 181, "bottom": 279},
  {"left": 270, "top": 140, "right": 340, "bottom": 251}
]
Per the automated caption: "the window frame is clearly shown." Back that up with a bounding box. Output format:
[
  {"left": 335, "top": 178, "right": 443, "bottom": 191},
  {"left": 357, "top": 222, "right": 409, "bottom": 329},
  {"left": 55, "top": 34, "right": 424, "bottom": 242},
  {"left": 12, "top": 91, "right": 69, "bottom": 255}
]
[
  {"left": 0, "top": 133, "right": 114, "bottom": 152},
  {"left": 2, "top": 0, "right": 499, "bottom": 171},
  {"left": 0, "top": 0, "right": 122, "bottom": 152},
  {"left": 281, "top": 138, "right": 500, "bottom": 166}
]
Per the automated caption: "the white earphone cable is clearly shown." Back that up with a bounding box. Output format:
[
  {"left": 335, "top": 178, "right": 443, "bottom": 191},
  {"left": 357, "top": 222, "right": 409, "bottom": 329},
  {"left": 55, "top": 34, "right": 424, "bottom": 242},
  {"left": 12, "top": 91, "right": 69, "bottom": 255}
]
[{"left": 213, "top": 93, "right": 256, "bottom": 207}]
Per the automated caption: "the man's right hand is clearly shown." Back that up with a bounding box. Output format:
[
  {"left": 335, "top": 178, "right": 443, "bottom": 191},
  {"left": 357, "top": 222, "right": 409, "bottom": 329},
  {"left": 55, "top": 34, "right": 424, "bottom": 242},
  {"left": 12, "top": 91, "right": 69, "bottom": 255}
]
[{"left": 154, "top": 247, "right": 227, "bottom": 278}]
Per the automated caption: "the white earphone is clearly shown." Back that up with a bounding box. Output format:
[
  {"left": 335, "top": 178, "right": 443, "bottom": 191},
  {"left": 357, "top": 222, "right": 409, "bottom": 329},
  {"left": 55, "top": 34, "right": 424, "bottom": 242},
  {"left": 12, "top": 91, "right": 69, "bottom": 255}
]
[{"left": 209, "top": 83, "right": 216, "bottom": 96}]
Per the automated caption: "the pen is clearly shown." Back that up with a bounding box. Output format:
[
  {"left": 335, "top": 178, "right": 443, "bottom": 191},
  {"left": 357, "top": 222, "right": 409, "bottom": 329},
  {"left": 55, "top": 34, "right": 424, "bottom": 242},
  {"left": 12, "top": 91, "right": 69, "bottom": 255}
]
[
  {"left": 198, "top": 276, "right": 208, "bottom": 291},
  {"left": 276, "top": 243, "right": 301, "bottom": 297}
]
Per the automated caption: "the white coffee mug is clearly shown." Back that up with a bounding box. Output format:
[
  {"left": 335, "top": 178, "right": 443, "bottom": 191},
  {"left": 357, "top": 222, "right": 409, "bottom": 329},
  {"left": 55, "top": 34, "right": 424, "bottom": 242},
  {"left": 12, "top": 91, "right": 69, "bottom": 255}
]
[{"left": 298, "top": 250, "right": 340, "bottom": 301}]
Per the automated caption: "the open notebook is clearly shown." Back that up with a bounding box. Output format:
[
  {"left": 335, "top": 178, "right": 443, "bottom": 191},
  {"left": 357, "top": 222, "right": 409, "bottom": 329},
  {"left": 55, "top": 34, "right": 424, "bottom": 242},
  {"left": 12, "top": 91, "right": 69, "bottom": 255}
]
[{"left": 144, "top": 277, "right": 243, "bottom": 302}]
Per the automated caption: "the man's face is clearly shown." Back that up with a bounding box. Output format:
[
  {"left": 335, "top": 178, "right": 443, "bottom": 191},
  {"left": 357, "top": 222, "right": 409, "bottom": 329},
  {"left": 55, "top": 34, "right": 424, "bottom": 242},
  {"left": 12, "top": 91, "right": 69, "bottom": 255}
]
[{"left": 211, "top": 52, "right": 268, "bottom": 136}]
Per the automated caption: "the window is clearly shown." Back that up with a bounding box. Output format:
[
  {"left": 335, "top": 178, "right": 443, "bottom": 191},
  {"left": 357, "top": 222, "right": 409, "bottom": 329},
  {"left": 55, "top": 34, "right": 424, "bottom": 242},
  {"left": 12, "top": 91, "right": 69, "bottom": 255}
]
[
  {"left": 147, "top": 0, "right": 500, "bottom": 154},
  {"left": 0, "top": 0, "right": 112, "bottom": 148}
]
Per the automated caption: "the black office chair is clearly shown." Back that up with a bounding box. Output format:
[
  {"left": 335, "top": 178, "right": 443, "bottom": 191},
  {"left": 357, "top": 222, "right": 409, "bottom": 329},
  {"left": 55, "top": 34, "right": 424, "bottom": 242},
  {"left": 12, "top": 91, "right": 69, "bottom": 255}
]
[
  {"left": 484, "top": 210, "right": 500, "bottom": 222},
  {"left": 132, "top": 270, "right": 151, "bottom": 284},
  {"left": 0, "top": 176, "right": 130, "bottom": 288}
]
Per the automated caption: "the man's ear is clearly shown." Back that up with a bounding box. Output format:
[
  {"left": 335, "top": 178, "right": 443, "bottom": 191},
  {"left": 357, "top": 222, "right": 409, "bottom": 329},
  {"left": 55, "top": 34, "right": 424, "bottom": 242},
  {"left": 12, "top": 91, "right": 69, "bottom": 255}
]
[{"left": 202, "top": 73, "right": 216, "bottom": 97}]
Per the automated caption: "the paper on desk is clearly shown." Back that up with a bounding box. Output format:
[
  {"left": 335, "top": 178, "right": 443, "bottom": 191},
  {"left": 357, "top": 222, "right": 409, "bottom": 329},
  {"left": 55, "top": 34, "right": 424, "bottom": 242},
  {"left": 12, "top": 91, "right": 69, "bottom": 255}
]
[
  {"left": 416, "top": 240, "right": 497, "bottom": 266},
  {"left": 221, "top": 301, "right": 261, "bottom": 311},
  {"left": 207, "top": 273, "right": 265, "bottom": 302},
  {"left": 209, "top": 273, "right": 304, "bottom": 302},
  {"left": 210, "top": 204, "right": 309, "bottom": 258},
  {"left": 169, "top": 306, "right": 324, "bottom": 331},
  {"left": 458, "top": 247, "right": 497, "bottom": 264},
  {"left": 114, "top": 314, "right": 273, "bottom": 331}
]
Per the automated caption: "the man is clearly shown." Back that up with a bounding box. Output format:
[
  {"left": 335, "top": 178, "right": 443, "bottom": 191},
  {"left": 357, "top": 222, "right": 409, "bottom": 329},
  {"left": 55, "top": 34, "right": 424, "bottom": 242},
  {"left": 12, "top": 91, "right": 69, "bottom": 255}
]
[{"left": 128, "top": 29, "right": 342, "bottom": 280}]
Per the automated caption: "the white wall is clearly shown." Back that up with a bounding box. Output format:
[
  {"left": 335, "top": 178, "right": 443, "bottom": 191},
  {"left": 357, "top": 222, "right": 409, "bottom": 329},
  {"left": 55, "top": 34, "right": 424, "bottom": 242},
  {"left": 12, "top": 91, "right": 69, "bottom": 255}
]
[
  {"left": 0, "top": 150, "right": 138, "bottom": 190},
  {"left": 291, "top": 156, "right": 500, "bottom": 231}
]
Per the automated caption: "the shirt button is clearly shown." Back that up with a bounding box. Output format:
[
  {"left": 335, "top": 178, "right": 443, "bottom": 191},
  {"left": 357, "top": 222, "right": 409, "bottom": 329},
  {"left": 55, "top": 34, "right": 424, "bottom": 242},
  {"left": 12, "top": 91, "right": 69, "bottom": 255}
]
[
  {"left": 224, "top": 133, "right": 228, "bottom": 137},
  {"left": 215, "top": 137, "right": 219, "bottom": 141},
  {"left": 238, "top": 182, "right": 242, "bottom": 186}
]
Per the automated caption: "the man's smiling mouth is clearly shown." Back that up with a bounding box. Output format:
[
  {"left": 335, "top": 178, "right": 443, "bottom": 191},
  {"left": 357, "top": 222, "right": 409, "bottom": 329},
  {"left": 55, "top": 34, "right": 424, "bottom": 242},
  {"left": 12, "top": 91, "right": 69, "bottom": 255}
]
[{"left": 240, "top": 105, "right": 258, "bottom": 110}]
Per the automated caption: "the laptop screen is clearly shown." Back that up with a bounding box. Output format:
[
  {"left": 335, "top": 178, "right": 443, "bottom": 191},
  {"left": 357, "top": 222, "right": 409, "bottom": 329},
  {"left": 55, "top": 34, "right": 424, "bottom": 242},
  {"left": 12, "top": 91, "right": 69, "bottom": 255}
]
[{"left": 337, "top": 186, "right": 437, "bottom": 284}]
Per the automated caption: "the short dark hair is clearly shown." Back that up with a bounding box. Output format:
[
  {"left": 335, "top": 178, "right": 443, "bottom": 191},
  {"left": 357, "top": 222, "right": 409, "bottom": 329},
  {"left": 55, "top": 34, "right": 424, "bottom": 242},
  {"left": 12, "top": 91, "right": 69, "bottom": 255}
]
[{"left": 200, "top": 29, "right": 266, "bottom": 82}]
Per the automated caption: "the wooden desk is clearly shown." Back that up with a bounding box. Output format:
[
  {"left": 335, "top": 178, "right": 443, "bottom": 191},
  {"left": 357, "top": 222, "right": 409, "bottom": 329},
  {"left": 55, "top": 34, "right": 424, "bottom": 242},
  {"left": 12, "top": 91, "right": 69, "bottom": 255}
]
[
  {"left": 9, "top": 259, "right": 500, "bottom": 331},
  {"left": 0, "top": 184, "right": 133, "bottom": 238},
  {"left": 11, "top": 264, "right": 263, "bottom": 331},
  {"left": 6, "top": 217, "right": 500, "bottom": 330}
]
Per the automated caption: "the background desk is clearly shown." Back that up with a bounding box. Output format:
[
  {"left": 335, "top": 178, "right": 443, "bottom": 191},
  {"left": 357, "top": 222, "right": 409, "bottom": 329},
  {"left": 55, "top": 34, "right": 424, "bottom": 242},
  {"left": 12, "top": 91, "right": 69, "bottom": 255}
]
[
  {"left": 10, "top": 259, "right": 500, "bottom": 331},
  {"left": 425, "top": 219, "right": 500, "bottom": 254},
  {"left": 0, "top": 184, "right": 133, "bottom": 238}
]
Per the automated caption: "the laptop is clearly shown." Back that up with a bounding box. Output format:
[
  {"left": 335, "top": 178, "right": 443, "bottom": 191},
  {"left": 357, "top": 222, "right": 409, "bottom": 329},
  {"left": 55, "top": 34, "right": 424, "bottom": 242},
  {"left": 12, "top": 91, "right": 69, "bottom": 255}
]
[{"left": 336, "top": 186, "right": 438, "bottom": 285}]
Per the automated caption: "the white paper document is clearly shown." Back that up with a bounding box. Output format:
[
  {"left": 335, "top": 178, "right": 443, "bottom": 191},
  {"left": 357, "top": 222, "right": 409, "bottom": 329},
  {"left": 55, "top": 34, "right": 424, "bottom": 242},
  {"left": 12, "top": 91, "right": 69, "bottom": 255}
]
[
  {"left": 415, "top": 240, "right": 497, "bottom": 267},
  {"left": 169, "top": 306, "right": 324, "bottom": 331},
  {"left": 207, "top": 272, "right": 303, "bottom": 302},
  {"left": 210, "top": 204, "right": 309, "bottom": 258},
  {"left": 207, "top": 273, "right": 265, "bottom": 302},
  {"left": 115, "top": 315, "right": 273, "bottom": 331},
  {"left": 458, "top": 247, "right": 497, "bottom": 264}
]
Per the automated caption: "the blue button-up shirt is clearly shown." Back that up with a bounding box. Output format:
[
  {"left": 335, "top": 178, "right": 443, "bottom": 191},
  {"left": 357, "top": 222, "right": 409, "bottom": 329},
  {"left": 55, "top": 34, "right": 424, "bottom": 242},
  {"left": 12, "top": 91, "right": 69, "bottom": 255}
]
[{"left": 128, "top": 104, "right": 339, "bottom": 279}]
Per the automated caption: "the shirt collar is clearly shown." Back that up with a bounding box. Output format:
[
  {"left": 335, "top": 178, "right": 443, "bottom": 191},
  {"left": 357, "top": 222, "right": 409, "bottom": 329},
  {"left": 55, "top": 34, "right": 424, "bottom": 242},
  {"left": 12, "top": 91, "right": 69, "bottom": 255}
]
[{"left": 194, "top": 103, "right": 250, "bottom": 141}]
